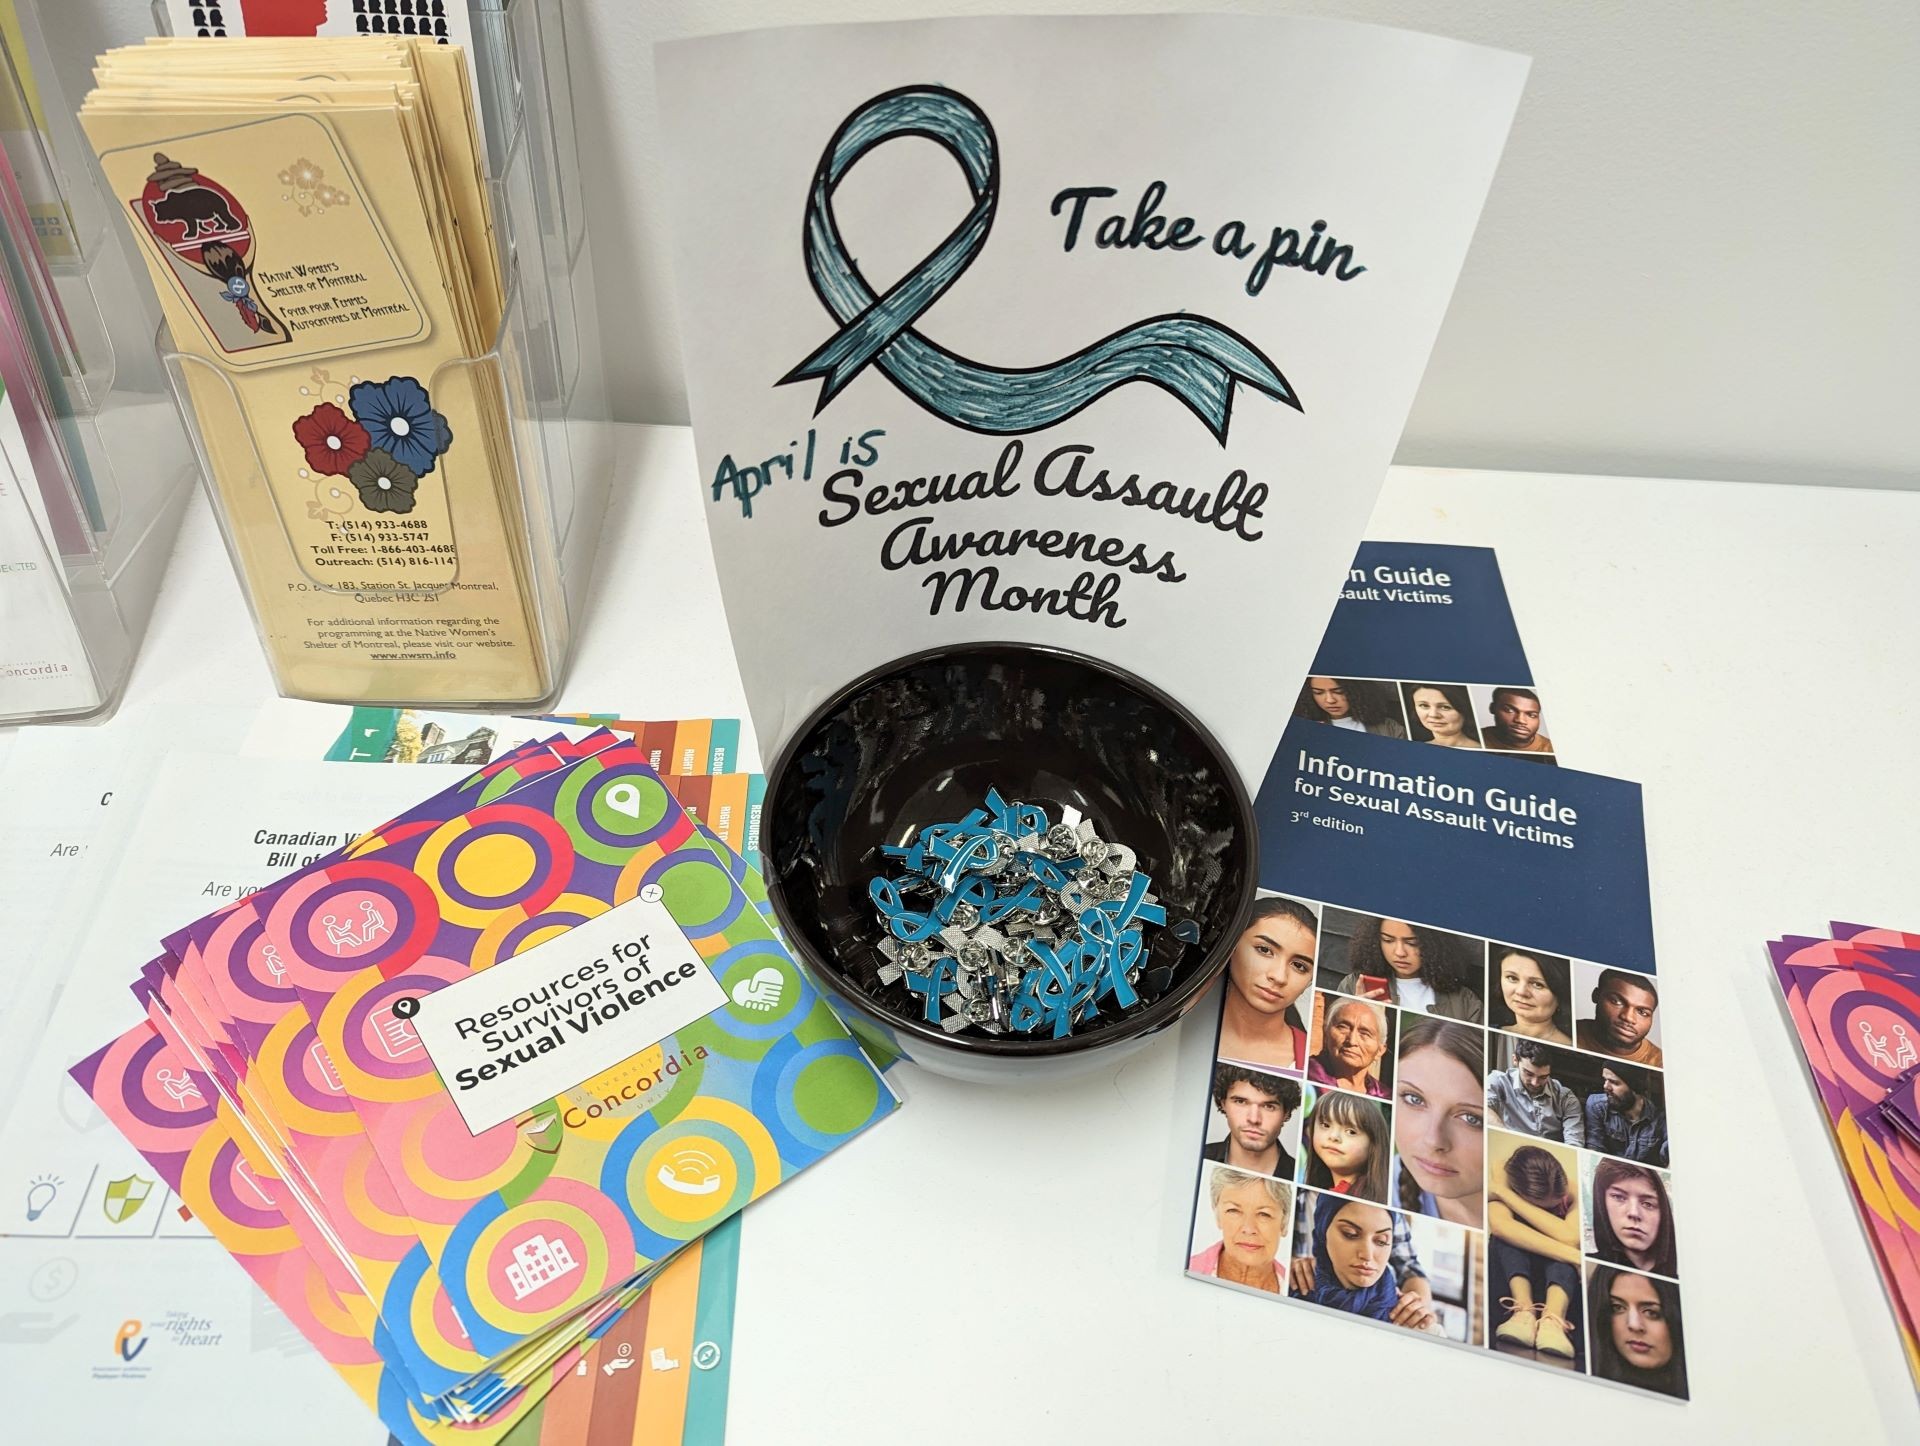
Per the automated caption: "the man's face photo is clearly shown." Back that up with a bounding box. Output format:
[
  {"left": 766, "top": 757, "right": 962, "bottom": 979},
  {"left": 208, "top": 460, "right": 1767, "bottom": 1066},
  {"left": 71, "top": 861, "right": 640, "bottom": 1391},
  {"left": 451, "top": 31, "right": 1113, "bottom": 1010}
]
[
  {"left": 1517, "top": 1056, "right": 1553, "bottom": 1094},
  {"left": 1492, "top": 691, "right": 1542, "bottom": 743},
  {"left": 1600, "top": 1067, "right": 1636, "bottom": 1107},
  {"left": 1221, "top": 1082, "right": 1288, "bottom": 1153},
  {"left": 1595, "top": 976, "right": 1658, "bottom": 1053}
]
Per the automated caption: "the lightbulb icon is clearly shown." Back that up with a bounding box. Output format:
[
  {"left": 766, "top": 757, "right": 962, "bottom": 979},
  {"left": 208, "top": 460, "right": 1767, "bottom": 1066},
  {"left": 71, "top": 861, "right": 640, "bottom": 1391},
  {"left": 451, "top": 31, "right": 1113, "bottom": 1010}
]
[{"left": 25, "top": 1175, "right": 62, "bottom": 1222}]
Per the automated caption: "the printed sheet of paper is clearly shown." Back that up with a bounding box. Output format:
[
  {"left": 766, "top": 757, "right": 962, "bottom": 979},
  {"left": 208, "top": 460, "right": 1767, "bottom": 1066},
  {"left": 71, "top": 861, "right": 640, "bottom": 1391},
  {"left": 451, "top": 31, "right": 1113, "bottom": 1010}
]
[
  {"left": 657, "top": 15, "right": 1527, "bottom": 778},
  {"left": 0, "top": 754, "right": 448, "bottom": 1446}
]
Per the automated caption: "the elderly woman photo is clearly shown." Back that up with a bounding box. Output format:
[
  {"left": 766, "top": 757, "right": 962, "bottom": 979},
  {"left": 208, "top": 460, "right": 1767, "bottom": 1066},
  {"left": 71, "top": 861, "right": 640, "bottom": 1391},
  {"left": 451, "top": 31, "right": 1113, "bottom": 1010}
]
[
  {"left": 1307, "top": 995, "right": 1392, "bottom": 1097},
  {"left": 1188, "top": 1166, "right": 1292, "bottom": 1293}
]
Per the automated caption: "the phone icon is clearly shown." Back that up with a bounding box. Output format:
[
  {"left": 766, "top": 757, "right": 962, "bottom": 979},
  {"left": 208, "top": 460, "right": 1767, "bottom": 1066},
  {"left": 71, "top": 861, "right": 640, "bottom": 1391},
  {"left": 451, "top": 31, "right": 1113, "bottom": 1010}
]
[{"left": 655, "top": 1146, "right": 723, "bottom": 1196}]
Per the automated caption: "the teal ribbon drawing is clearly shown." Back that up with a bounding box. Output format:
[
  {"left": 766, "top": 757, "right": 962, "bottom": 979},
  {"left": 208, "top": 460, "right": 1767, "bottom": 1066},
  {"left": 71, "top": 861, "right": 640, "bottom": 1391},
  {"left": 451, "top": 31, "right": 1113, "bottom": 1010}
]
[{"left": 781, "top": 86, "right": 1300, "bottom": 442}]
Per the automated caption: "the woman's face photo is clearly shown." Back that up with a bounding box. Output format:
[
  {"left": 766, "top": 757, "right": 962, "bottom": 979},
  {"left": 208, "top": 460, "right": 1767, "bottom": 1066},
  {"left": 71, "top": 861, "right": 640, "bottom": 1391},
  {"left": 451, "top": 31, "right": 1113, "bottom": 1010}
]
[
  {"left": 1323, "top": 1002, "right": 1384, "bottom": 1075},
  {"left": 1309, "top": 677, "right": 1351, "bottom": 719},
  {"left": 1412, "top": 687, "right": 1464, "bottom": 738},
  {"left": 1394, "top": 1046, "right": 1486, "bottom": 1203},
  {"left": 1326, "top": 1202, "right": 1394, "bottom": 1289},
  {"left": 1378, "top": 919, "right": 1424, "bottom": 979},
  {"left": 1603, "top": 1175, "right": 1663, "bottom": 1260},
  {"left": 1312, "top": 1112, "right": 1369, "bottom": 1173},
  {"left": 1500, "top": 952, "right": 1559, "bottom": 1025},
  {"left": 1608, "top": 1272, "right": 1673, "bottom": 1370},
  {"left": 1228, "top": 914, "right": 1315, "bottom": 1015},
  {"left": 1216, "top": 1177, "right": 1285, "bottom": 1269}
]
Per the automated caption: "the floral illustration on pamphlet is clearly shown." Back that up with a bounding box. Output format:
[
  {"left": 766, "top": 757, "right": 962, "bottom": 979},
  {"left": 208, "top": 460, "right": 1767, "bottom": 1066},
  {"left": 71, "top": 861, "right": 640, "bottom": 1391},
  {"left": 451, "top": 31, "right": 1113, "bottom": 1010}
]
[
  {"left": 291, "top": 374, "right": 451, "bottom": 516},
  {"left": 133, "top": 152, "right": 289, "bottom": 352},
  {"left": 277, "top": 156, "right": 351, "bottom": 217}
]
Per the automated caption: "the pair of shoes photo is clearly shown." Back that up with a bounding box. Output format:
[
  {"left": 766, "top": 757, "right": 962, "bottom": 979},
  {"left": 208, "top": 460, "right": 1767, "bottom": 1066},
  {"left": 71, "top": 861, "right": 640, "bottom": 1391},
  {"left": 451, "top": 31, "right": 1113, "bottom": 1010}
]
[{"left": 1494, "top": 1297, "right": 1577, "bottom": 1359}]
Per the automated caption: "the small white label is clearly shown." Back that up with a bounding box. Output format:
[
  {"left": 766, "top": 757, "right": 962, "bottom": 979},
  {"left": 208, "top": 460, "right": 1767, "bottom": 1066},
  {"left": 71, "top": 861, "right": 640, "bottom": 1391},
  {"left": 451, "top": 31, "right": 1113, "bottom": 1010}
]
[{"left": 410, "top": 895, "right": 726, "bottom": 1135}]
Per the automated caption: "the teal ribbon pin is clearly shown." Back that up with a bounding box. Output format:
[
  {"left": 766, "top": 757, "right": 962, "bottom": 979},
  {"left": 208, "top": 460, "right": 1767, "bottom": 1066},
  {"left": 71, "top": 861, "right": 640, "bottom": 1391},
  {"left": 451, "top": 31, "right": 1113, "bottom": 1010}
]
[{"left": 782, "top": 86, "right": 1301, "bottom": 442}]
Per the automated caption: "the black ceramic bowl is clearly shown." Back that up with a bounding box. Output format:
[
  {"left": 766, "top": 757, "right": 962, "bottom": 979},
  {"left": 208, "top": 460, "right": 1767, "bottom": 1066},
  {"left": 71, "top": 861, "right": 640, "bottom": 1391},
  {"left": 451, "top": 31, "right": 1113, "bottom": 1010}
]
[{"left": 763, "top": 642, "right": 1257, "bottom": 1082}]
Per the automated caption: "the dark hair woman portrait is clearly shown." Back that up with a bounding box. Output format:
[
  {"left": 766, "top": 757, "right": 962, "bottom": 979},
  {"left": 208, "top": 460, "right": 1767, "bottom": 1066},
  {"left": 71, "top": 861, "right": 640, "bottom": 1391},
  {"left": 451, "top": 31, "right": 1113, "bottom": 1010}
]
[
  {"left": 1489, "top": 944, "right": 1574, "bottom": 1044},
  {"left": 1589, "top": 1266, "right": 1688, "bottom": 1398},
  {"left": 1294, "top": 677, "right": 1407, "bottom": 738},
  {"left": 1401, "top": 682, "right": 1482, "bottom": 748},
  {"left": 1292, "top": 1194, "right": 1401, "bottom": 1323},
  {"left": 1219, "top": 896, "right": 1318, "bottom": 1071},
  {"left": 1336, "top": 916, "right": 1482, "bottom": 1023},
  {"left": 1590, "top": 1159, "right": 1678, "bottom": 1277}
]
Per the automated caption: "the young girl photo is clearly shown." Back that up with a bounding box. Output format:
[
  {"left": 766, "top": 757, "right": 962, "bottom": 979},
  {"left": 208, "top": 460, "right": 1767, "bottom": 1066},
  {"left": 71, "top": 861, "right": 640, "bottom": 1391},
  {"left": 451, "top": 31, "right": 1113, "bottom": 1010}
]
[{"left": 1300, "top": 1086, "right": 1392, "bottom": 1204}]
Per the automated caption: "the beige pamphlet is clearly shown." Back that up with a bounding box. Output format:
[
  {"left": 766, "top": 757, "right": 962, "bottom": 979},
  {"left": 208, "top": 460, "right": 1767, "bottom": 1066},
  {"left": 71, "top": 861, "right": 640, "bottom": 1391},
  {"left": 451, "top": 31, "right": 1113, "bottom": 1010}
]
[{"left": 83, "top": 39, "right": 548, "bottom": 704}]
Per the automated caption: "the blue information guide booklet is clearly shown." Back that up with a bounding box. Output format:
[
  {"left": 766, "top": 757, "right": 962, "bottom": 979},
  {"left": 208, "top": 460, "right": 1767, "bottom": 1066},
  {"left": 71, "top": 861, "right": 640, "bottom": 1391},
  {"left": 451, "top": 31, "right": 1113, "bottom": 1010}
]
[
  {"left": 1187, "top": 544, "right": 1684, "bottom": 1400},
  {"left": 1292, "top": 541, "right": 1558, "bottom": 765}
]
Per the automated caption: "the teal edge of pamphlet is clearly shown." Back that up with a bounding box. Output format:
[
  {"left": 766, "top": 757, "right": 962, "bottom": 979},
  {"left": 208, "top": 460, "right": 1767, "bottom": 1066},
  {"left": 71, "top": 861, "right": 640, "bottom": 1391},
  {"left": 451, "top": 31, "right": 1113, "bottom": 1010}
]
[{"left": 683, "top": 1214, "right": 743, "bottom": 1444}]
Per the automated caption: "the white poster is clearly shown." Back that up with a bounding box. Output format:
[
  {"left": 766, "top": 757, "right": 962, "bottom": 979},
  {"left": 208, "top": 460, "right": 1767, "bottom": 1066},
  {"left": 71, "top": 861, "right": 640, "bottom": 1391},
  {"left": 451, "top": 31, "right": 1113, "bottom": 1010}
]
[{"left": 656, "top": 15, "right": 1527, "bottom": 781}]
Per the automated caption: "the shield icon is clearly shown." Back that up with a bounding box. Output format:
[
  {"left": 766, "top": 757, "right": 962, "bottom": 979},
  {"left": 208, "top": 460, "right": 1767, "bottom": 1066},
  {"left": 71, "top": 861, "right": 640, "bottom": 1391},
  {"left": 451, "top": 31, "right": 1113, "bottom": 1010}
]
[
  {"left": 101, "top": 1174, "right": 156, "bottom": 1224},
  {"left": 516, "top": 1111, "right": 564, "bottom": 1155}
]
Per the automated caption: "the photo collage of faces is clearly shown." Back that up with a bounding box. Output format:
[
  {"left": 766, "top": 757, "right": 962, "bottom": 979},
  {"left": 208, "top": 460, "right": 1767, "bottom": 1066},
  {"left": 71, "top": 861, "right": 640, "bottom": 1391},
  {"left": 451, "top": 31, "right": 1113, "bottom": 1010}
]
[
  {"left": 1294, "top": 675, "right": 1558, "bottom": 764},
  {"left": 1189, "top": 895, "right": 1687, "bottom": 1399}
]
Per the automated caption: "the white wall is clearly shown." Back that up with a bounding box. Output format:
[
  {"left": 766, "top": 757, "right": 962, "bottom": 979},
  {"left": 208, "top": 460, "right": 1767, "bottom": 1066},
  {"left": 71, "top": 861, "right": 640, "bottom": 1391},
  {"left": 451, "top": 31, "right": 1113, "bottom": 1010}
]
[{"left": 58, "top": 1, "right": 1920, "bottom": 489}]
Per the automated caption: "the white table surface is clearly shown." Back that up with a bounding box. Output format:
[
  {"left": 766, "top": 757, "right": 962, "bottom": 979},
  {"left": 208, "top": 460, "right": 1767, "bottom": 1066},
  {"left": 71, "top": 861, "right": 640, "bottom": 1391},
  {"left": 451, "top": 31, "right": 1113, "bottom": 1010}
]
[{"left": 5, "top": 422, "right": 1917, "bottom": 1444}]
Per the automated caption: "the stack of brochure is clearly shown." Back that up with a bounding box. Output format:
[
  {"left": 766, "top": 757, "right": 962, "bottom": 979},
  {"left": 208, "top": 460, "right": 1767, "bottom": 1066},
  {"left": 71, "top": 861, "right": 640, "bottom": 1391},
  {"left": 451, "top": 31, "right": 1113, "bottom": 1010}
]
[
  {"left": 68, "top": 729, "right": 897, "bottom": 1444},
  {"left": 1769, "top": 923, "right": 1920, "bottom": 1388}
]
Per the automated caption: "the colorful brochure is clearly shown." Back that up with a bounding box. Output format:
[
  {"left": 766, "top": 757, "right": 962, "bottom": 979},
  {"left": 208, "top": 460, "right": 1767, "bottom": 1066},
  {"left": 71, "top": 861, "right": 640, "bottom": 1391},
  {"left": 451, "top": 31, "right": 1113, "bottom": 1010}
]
[
  {"left": 58, "top": 730, "right": 890, "bottom": 1443},
  {"left": 0, "top": 751, "right": 488, "bottom": 1446},
  {"left": 306, "top": 705, "right": 753, "bottom": 1444},
  {"left": 1767, "top": 924, "right": 1920, "bottom": 1387}
]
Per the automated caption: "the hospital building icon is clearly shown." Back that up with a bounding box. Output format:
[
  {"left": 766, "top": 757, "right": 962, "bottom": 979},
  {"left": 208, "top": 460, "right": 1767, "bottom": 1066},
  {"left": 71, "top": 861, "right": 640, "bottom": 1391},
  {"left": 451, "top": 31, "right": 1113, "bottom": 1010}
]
[{"left": 504, "top": 1233, "right": 580, "bottom": 1301}]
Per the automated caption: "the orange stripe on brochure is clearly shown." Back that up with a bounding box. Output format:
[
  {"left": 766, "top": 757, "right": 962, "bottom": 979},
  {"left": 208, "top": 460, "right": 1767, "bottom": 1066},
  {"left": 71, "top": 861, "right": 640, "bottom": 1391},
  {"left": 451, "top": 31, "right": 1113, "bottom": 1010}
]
[
  {"left": 629, "top": 1246, "right": 701, "bottom": 1443},
  {"left": 669, "top": 719, "right": 712, "bottom": 778}
]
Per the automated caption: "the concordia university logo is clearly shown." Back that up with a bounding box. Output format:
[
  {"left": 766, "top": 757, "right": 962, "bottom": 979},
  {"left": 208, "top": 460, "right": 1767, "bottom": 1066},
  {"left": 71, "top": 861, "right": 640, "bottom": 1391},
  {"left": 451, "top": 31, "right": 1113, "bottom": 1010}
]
[{"left": 782, "top": 85, "right": 1298, "bottom": 444}]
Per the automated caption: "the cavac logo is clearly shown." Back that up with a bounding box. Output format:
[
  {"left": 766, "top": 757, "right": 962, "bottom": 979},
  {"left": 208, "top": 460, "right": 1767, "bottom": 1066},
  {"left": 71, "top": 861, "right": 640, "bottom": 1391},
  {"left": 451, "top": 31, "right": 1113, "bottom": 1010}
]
[
  {"left": 92, "top": 1315, "right": 156, "bottom": 1381},
  {"left": 114, "top": 1318, "right": 148, "bottom": 1362}
]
